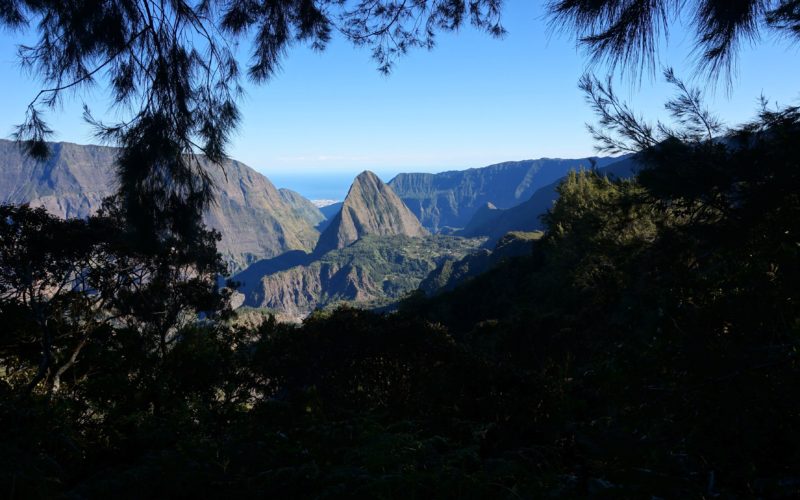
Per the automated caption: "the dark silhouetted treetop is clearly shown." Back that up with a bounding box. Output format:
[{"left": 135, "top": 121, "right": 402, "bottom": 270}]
[
  {"left": 2, "top": 0, "right": 505, "bottom": 245},
  {"left": 549, "top": 0, "right": 800, "bottom": 77},
  {"left": 579, "top": 68, "right": 725, "bottom": 155},
  {"left": 0, "top": 198, "right": 231, "bottom": 395}
]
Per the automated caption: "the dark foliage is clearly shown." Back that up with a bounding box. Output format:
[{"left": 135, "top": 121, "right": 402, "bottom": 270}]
[
  {"left": 550, "top": 0, "right": 800, "bottom": 77},
  {"left": 404, "top": 76, "right": 800, "bottom": 496},
  {"left": 1, "top": 4, "right": 799, "bottom": 495},
  {"left": 2, "top": 74, "right": 799, "bottom": 496},
  {"left": 0, "top": 198, "right": 231, "bottom": 397}
]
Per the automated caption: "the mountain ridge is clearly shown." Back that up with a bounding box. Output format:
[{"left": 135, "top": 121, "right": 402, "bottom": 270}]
[
  {"left": 388, "top": 156, "right": 625, "bottom": 231},
  {"left": 314, "top": 171, "right": 428, "bottom": 255},
  {"left": 459, "top": 156, "right": 641, "bottom": 241},
  {"left": 0, "top": 139, "right": 320, "bottom": 271}
]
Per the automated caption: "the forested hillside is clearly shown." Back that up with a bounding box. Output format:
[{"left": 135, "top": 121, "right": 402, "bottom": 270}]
[
  {"left": 237, "top": 234, "right": 484, "bottom": 320},
  {"left": 3, "top": 90, "right": 798, "bottom": 497},
  {"left": 2, "top": 0, "right": 799, "bottom": 497}
]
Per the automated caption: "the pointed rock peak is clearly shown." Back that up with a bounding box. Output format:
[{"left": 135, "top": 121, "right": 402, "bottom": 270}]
[
  {"left": 314, "top": 170, "right": 428, "bottom": 255},
  {"left": 348, "top": 170, "right": 386, "bottom": 195},
  {"left": 356, "top": 170, "right": 380, "bottom": 182}
]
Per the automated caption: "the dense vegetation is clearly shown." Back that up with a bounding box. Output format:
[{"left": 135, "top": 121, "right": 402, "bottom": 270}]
[
  {"left": 417, "top": 231, "right": 543, "bottom": 295},
  {"left": 237, "top": 234, "right": 485, "bottom": 319},
  {"left": 313, "top": 235, "right": 485, "bottom": 304},
  {"left": 2, "top": 76, "right": 799, "bottom": 497}
]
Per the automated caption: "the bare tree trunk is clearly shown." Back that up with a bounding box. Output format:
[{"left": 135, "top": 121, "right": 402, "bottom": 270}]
[
  {"left": 24, "top": 323, "right": 51, "bottom": 396},
  {"left": 51, "top": 334, "right": 90, "bottom": 394}
]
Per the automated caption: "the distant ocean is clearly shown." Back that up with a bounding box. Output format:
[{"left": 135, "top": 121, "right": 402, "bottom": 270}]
[{"left": 265, "top": 170, "right": 411, "bottom": 203}]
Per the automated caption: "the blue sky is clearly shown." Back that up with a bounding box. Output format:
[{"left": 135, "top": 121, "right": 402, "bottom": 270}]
[{"left": 1, "top": 0, "right": 799, "bottom": 182}]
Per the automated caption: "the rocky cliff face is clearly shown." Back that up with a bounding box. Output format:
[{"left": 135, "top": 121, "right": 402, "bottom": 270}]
[
  {"left": 240, "top": 235, "right": 483, "bottom": 321},
  {"left": 314, "top": 171, "right": 427, "bottom": 255},
  {"left": 0, "top": 139, "right": 319, "bottom": 271},
  {"left": 458, "top": 156, "right": 641, "bottom": 242},
  {"left": 203, "top": 160, "right": 320, "bottom": 270},
  {"left": 388, "top": 157, "right": 623, "bottom": 232},
  {"left": 0, "top": 140, "right": 116, "bottom": 219},
  {"left": 247, "top": 259, "right": 374, "bottom": 321}
]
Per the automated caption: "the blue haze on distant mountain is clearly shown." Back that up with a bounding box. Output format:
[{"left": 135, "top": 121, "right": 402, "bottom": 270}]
[{"left": 387, "top": 157, "right": 625, "bottom": 232}]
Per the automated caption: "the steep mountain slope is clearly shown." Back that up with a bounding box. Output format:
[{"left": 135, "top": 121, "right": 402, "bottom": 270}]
[
  {"left": 0, "top": 140, "right": 115, "bottom": 219},
  {"left": 204, "top": 162, "right": 320, "bottom": 270},
  {"left": 419, "top": 231, "right": 542, "bottom": 295},
  {"left": 460, "top": 156, "right": 641, "bottom": 241},
  {"left": 318, "top": 202, "right": 343, "bottom": 218},
  {"left": 0, "top": 139, "right": 319, "bottom": 271},
  {"left": 314, "top": 201, "right": 343, "bottom": 232},
  {"left": 314, "top": 171, "right": 427, "bottom": 255},
  {"left": 278, "top": 188, "right": 326, "bottom": 228},
  {"left": 460, "top": 202, "right": 499, "bottom": 236},
  {"left": 239, "top": 235, "right": 484, "bottom": 321},
  {"left": 388, "top": 157, "right": 623, "bottom": 231}
]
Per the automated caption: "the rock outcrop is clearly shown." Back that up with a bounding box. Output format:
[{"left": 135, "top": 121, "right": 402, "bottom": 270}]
[
  {"left": 314, "top": 171, "right": 427, "bottom": 255},
  {"left": 239, "top": 235, "right": 483, "bottom": 321}
]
